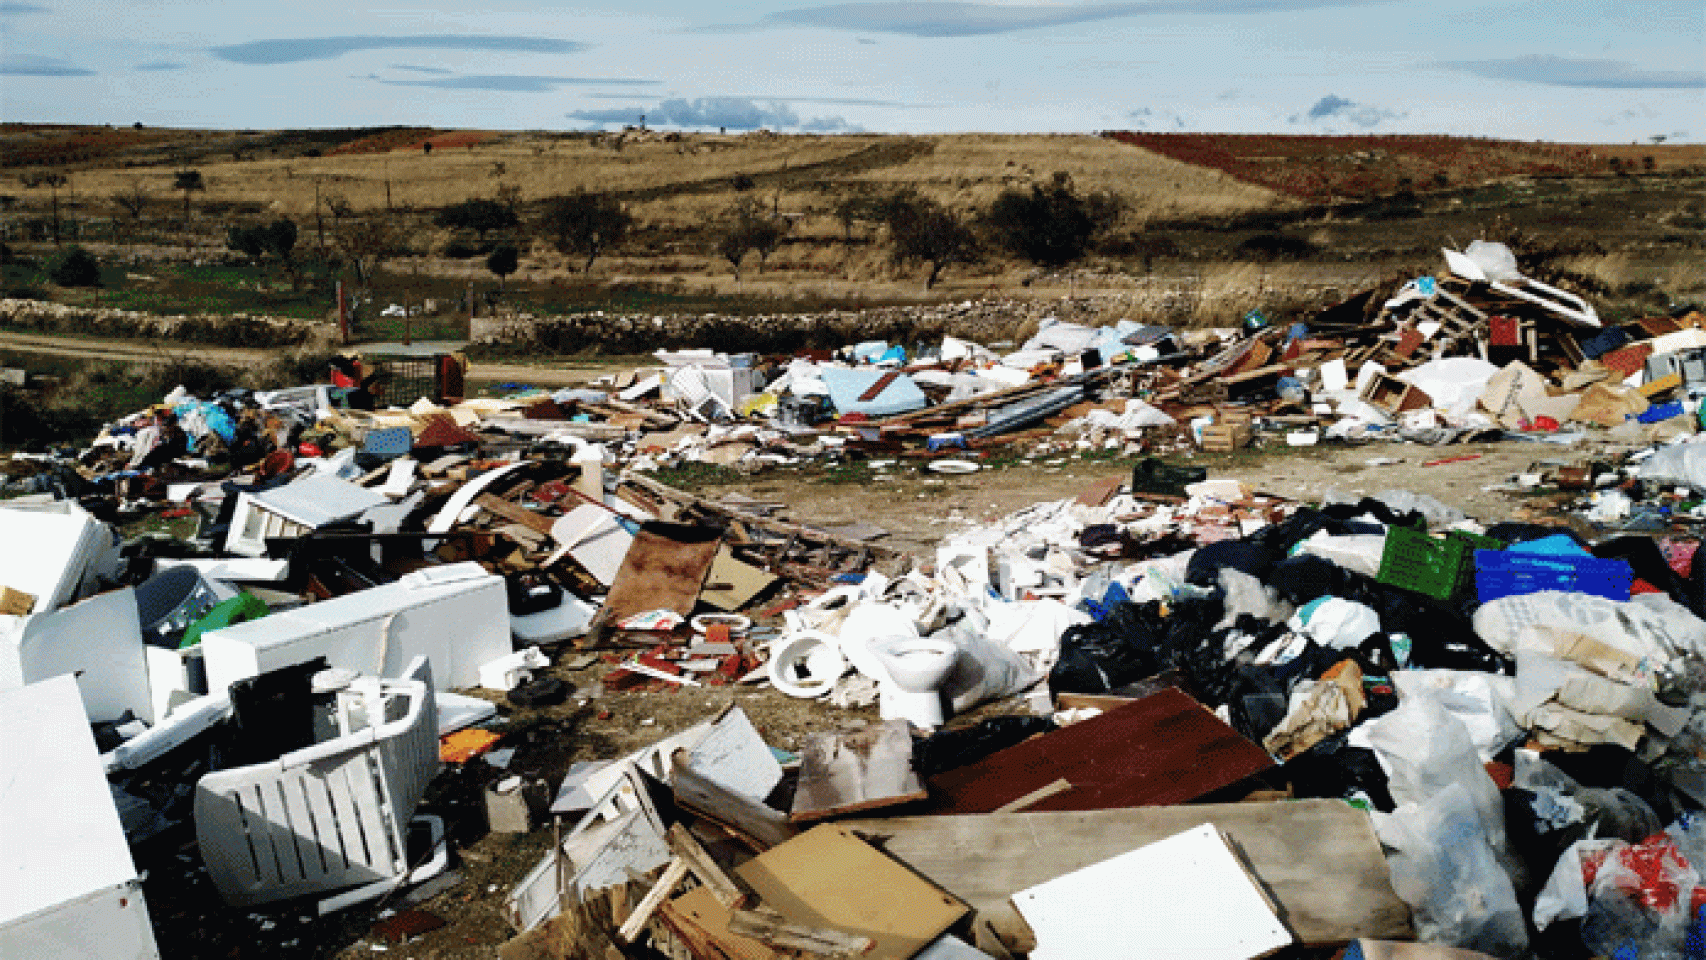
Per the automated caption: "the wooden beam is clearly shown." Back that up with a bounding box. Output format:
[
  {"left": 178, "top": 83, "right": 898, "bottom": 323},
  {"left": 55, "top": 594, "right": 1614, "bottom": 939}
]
[
  {"left": 667, "top": 824, "right": 751, "bottom": 910},
  {"left": 619, "top": 858, "right": 690, "bottom": 944},
  {"left": 726, "top": 908, "right": 873, "bottom": 958}
]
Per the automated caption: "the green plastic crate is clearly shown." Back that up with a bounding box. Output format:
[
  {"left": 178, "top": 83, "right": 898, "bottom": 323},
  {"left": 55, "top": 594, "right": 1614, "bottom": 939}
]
[{"left": 1376, "top": 527, "right": 1504, "bottom": 602}]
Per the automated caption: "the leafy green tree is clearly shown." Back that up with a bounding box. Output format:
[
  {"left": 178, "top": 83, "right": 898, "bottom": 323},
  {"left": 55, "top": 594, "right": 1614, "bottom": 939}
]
[
  {"left": 434, "top": 198, "right": 518, "bottom": 240},
  {"left": 44, "top": 245, "right": 100, "bottom": 287},
  {"left": 486, "top": 243, "right": 519, "bottom": 289},
  {"left": 883, "top": 193, "right": 980, "bottom": 289},
  {"left": 541, "top": 191, "right": 633, "bottom": 272}
]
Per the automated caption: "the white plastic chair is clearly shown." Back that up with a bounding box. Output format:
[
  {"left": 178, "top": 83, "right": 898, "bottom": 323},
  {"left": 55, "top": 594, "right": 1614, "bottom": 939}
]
[{"left": 193, "top": 657, "right": 441, "bottom": 907}]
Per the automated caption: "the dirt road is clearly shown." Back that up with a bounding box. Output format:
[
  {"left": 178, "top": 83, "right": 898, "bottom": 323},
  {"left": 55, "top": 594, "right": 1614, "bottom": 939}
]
[{"left": 0, "top": 330, "right": 610, "bottom": 387}]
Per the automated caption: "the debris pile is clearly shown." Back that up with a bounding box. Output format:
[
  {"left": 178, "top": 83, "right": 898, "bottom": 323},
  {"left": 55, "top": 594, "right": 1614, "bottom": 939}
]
[{"left": 7, "top": 240, "right": 1706, "bottom": 960}]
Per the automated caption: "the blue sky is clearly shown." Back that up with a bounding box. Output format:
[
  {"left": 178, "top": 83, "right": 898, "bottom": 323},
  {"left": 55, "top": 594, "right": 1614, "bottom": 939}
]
[{"left": 1, "top": 1, "right": 1701, "bottom": 141}]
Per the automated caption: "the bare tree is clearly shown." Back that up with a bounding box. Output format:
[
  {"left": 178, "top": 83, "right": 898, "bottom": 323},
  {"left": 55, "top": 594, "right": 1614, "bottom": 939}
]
[
  {"left": 172, "top": 169, "right": 205, "bottom": 249},
  {"left": 21, "top": 171, "right": 68, "bottom": 246},
  {"left": 110, "top": 180, "right": 150, "bottom": 238},
  {"left": 335, "top": 216, "right": 400, "bottom": 292}
]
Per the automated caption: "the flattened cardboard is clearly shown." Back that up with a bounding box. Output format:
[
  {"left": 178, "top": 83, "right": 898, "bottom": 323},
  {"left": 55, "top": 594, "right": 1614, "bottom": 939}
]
[{"left": 698, "top": 545, "right": 778, "bottom": 613}]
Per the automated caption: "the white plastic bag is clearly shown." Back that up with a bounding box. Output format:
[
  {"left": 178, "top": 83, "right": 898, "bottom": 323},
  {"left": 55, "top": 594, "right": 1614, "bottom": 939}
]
[
  {"left": 1364, "top": 686, "right": 1509, "bottom": 856},
  {"left": 935, "top": 621, "right": 1042, "bottom": 713},
  {"left": 1392, "top": 670, "right": 1521, "bottom": 762}
]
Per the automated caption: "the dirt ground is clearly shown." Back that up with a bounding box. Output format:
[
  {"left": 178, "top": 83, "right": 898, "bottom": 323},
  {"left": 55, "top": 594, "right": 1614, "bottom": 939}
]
[{"left": 283, "top": 436, "right": 1632, "bottom": 960}]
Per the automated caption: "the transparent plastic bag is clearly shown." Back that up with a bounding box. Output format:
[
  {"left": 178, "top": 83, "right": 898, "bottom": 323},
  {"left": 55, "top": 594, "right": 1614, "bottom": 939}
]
[{"left": 1376, "top": 783, "right": 1529, "bottom": 958}]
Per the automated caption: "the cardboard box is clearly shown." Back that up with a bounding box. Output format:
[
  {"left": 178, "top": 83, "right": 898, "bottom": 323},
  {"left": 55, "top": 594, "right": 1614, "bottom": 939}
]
[{"left": 0, "top": 586, "right": 35, "bottom": 616}]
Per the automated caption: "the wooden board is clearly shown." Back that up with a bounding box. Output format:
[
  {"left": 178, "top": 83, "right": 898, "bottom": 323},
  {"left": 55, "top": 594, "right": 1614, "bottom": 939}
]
[
  {"left": 735, "top": 824, "right": 968, "bottom": 960},
  {"left": 1012, "top": 823, "right": 1292, "bottom": 960},
  {"left": 926, "top": 688, "right": 1274, "bottom": 814},
  {"left": 660, "top": 886, "right": 782, "bottom": 960},
  {"left": 595, "top": 521, "right": 722, "bottom": 632},
  {"left": 843, "top": 800, "right": 1412, "bottom": 946},
  {"left": 790, "top": 719, "right": 928, "bottom": 823}
]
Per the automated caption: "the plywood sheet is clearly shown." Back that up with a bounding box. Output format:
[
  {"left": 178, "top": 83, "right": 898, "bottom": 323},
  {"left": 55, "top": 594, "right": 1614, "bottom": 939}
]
[
  {"left": 791, "top": 719, "right": 927, "bottom": 822},
  {"left": 926, "top": 687, "right": 1274, "bottom": 814},
  {"left": 597, "top": 522, "right": 721, "bottom": 625},
  {"left": 735, "top": 824, "right": 967, "bottom": 960},
  {"left": 660, "top": 886, "right": 781, "bottom": 960},
  {"left": 843, "top": 800, "right": 1412, "bottom": 946},
  {"left": 1012, "top": 823, "right": 1291, "bottom": 960}
]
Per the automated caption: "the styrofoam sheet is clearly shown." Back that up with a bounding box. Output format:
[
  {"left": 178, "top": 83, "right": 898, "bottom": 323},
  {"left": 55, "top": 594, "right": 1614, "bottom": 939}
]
[
  {"left": 819, "top": 367, "right": 928, "bottom": 417},
  {"left": 0, "top": 676, "right": 159, "bottom": 959},
  {"left": 199, "top": 562, "right": 510, "bottom": 693},
  {"left": 1012, "top": 823, "right": 1292, "bottom": 960}
]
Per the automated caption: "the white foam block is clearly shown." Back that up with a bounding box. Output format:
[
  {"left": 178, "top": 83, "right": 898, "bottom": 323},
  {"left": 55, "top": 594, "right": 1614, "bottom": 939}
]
[{"left": 1012, "top": 823, "right": 1293, "bottom": 960}]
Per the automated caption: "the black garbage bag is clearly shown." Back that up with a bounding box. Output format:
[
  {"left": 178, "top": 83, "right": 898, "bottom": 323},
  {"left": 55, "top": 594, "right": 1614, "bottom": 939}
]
[
  {"left": 1592, "top": 536, "right": 1687, "bottom": 606},
  {"left": 913, "top": 715, "right": 1057, "bottom": 778},
  {"left": 1268, "top": 553, "right": 1359, "bottom": 606},
  {"left": 1185, "top": 539, "right": 1276, "bottom": 586},
  {"left": 1049, "top": 600, "right": 1172, "bottom": 694},
  {"left": 1287, "top": 729, "right": 1396, "bottom": 811},
  {"left": 1321, "top": 496, "right": 1428, "bottom": 532}
]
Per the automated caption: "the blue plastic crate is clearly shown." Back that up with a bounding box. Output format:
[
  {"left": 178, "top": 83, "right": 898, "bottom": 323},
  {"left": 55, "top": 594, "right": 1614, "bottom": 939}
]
[{"left": 1473, "top": 549, "right": 1633, "bottom": 603}]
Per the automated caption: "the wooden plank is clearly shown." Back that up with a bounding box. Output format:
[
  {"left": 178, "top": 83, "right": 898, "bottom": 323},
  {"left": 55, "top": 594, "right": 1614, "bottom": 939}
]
[
  {"left": 789, "top": 719, "right": 928, "bottom": 823},
  {"left": 660, "top": 886, "right": 783, "bottom": 960},
  {"left": 735, "top": 824, "right": 968, "bottom": 960},
  {"left": 667, "top": 824, "right": 751, "bottom": 910},
  {"left": 992, "top": 779, "right": 1071, "bottom": 814},
  {"left": 476, "top": 493, "right": 557, "bottom": 537},
  {"left": 925, "top": 688, "right": 1274, "bottom": 815},
  {"left": 858, "top": 371, "right": 901, "bottom": 403},
  {"left": 619, "top": 858, "right": 690, "bottom": 943},
  {"left": 1074, "top": 476, "right": 1122, "bottom": 507},
  {"left": 727, "top": 908, "right": 874, "bottom": 957},
  {"left": 841, "top": 800, "right": 1413, "bottom": 946}
]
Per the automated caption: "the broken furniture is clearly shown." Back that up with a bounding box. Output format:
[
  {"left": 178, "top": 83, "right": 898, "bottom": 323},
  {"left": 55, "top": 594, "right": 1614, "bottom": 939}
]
[
  {"left": 193, "top": 656, "right": 444, "bottom": 909},
  {"left": 199, "top": 561, "right": 509, "bottom": 695},
  {"left": 0, "top": 675, "right": 162, "bottom": 959},
  {"left": 223, "top": 474, "right": 389, "bottom": 557}
]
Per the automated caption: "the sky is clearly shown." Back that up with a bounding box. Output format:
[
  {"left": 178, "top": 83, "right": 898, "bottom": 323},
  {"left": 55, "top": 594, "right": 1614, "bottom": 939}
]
[{"left": 1, "top": 1, "right": 1701, "bottom": 142}]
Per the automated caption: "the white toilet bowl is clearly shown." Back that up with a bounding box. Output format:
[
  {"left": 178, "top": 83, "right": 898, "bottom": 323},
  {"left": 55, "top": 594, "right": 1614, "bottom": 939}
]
[{"left": 871, "top": 635, "right": 959, "bottom": 728}]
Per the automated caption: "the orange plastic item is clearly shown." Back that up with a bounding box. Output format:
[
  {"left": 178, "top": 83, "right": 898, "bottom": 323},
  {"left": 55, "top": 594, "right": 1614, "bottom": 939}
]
[{"left": 440, "top": 728, "right": 502, "bottom": 763}]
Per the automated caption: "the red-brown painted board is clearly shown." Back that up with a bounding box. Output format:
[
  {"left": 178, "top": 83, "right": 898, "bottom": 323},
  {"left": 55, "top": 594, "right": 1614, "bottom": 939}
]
[{"left": 926, "top": 687, "right": 1274, "bottom": 814}]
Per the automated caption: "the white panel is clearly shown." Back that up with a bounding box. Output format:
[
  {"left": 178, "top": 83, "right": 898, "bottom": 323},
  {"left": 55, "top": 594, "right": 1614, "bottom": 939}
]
[
  {"left": 0, "top": 589, "right": 152, "bottom": 724},
  {"left": 1013, "top": 824, "right": 1292, "bottom": 960},
  {"left": 0, "top": 676, "right": 157, "bottom": 960}
]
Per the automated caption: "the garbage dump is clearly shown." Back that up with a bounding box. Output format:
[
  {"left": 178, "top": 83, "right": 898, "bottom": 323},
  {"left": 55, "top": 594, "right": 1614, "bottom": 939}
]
[{"left": 5, "top": 243, "right": 1706, "bottom": 959}]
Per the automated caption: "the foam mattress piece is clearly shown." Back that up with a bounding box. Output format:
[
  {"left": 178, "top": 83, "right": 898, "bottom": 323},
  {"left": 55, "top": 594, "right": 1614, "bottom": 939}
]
[
  {"left": 819, "top": 367, "right": 928, "bottom": 418},
  {"left": 200, "top": 562, "right": 510, "bottom": 693}
]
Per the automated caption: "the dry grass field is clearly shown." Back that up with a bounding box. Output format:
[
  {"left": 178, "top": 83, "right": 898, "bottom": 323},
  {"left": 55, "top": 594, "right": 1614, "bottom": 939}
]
[{"left": 3, "top": 124, "right": 1701, "bottom": 332}]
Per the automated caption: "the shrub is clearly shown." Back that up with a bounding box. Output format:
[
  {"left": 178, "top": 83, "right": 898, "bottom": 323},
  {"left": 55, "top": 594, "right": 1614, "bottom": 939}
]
[{"left": 44, "top": 246, "right": 100, "bottom": 287}]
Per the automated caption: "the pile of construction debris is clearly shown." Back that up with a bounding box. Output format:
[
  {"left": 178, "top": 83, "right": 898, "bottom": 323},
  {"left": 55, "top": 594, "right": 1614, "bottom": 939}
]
[{"left": 8, "top": 241, "right": 1706, "bottom": 960}]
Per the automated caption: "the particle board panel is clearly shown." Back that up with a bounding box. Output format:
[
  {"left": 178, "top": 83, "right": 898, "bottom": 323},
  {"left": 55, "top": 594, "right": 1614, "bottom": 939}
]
[
  {"left": 790, "top": 719, "right": 927, "bottom": 823},
  {"left": 735, "top": 824, "right": 968, "bottom": 960},
  {"left": 595, "top": 521, "right": 721, "bottom": 628},
  {"left": 843, "top": 800, "right": 1412, "bottom": 946},
  {"left": 926, "top": 687, "right": 1274, "bottom": 814},
  {"left": 1012, "top": 823, "right": 1292, "bottom": 960}
]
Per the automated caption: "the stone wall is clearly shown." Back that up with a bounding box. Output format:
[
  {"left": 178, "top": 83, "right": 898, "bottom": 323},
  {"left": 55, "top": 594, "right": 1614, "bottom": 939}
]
[
  {"left": 0, "top": 299, "right": 332, "bottom": 349},
  {"left": 471, "top": 296, "right": 1127, "bottom": 355}
]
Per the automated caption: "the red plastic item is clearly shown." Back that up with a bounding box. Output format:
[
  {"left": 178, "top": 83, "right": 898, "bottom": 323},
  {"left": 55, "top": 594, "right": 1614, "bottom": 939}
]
[
  {"left": 1533, "top": 416, "right": 1560, "bottom": 431},
  {"left": 297, "top": 442, "right": 322, "bottom": 458}
]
